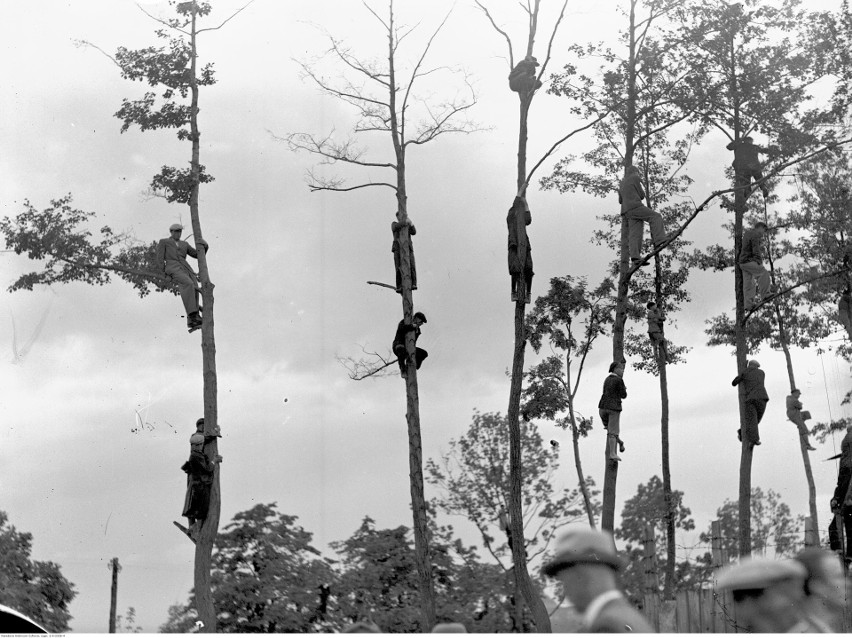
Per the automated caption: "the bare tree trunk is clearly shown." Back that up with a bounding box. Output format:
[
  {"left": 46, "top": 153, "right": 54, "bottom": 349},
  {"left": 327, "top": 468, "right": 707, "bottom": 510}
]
[
  {"left": 187, "top": 5, "right": 220, "bottom": 631},
  {"left": 765, "top": 247, "right": 820, "bottom": 542},
  {"left": 503, "top": 32, "right": 550, "bottom": 623},
  {"left": 602, "top": 0, "right": 639, "bottom": 533},
  {"left": 108, "top": 557, "right": 119, "bottom": 633},
  {"left": 652, "top": 256, "right": 676, "bottom": 599},
  {"left": 566, "top": 354, "right": 595, "bottom": 527},
  {"left": 386, "top": 4, "right": 436, "bottom": 627}
]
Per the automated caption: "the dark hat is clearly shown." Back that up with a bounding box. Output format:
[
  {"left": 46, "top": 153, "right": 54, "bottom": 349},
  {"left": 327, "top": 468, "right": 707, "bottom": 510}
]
[
  {"left": 196, "top": 417, "right": 205, "bottom": 426},
  {"left": 542, "top": 528, "right": 623, "bottom": 577},
  {"left": 413, "top": 311, "right": 427, "bottom": 323},
  {"left": 646, "top": 301, "right": 657, "bottom": 309},
  {"left": 715, "top": 557, "right": 806, "bottom": 592}
]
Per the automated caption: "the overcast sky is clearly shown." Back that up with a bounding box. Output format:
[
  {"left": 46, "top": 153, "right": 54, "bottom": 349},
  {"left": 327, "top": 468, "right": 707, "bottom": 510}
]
[{"left": 1, "top": 0, "right": 849, "bottom": 632}]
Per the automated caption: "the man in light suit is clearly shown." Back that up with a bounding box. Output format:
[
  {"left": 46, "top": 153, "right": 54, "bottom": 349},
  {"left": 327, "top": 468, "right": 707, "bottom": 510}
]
[
  {"left": 542, "top": 528, "right": 653, "bottom": 633},
  {"left": 156, "top": 223, "right": 209, "bottom": 330}
]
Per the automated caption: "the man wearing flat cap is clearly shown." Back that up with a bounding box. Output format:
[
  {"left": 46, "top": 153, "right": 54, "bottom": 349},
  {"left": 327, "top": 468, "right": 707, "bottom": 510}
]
[
  {"left": 732, "top": 359, "right": 768, "bottom": 446},
  {"left": 715, "top": 556, "right": 817, "bottom": 632},
  {"left": 156, "top": 223, "right": 209, "bottom": 331},
  {"left": 542, "top": 528, "right": 652, "bottom": 633}
]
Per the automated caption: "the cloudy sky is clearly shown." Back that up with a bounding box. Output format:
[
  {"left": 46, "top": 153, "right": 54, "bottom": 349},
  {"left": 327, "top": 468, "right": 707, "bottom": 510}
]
[{"left": 1, "top": 0, "right": 849, "bottom": 632}]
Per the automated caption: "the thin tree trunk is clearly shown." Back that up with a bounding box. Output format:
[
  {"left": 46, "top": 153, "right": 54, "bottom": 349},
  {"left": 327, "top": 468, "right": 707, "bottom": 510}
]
[
  {"left": 386, "top": 3, "right": 436, "bottom": 627},
  {"left": 765, "top": 245, "right": 820, "bottom": 542},
  {"left": 503, "top": 44, "right": 551, "bottom": 630},
  {"left": 603, "top": 0, "right": 639, "bottom": 533},
  {"left": 566, "top": 354, "right": 595, "bottom": 527},
  {"left": 108, "top": 557, "right": 119, "bottom": 633},
  {"left": 187, "top": 4, "right": 219, "bottom": 631}
]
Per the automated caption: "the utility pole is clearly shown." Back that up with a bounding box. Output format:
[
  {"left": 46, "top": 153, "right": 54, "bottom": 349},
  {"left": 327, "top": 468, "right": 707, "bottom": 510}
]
[{"left": 108, "top": 557, "right": 120, "bottom": 633}]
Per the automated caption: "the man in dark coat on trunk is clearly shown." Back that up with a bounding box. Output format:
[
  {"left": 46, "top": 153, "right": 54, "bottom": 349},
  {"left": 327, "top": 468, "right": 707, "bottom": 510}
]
[
  {"left": 732, "top": 359, "right": 769, "bottom": 447},
  {"left": 392, "top": 311, "right": 428, "bottom": 378},
  {"left": 181, "top": 428, "right": 220, "bottom": 538},
  {"left": 507, "top": 196, "right": 534, "bottom": 303},
  {"left": 598, "top": 362, "right": 627, "bottom": 462}
]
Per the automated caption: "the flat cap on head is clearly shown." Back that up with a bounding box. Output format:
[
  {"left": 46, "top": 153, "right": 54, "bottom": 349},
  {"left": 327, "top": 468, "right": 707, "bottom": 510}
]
[
  {"left": 542, "top": 528, "right": 623, "bottom": 577},
  {"left": 189, "top": 433, "right": 204, "bottom": 446},
  {"left": 747, "top": 359, "right": 760, "bottom": 368},
  {"left": 169, "top": 223, "right": 183, "bottom": 232},
  {"left": 715, "top": 557, "right": 806, "bottom": 592},
  {"left": 431, "top": 622, "right": 467, "bottom": 633}
]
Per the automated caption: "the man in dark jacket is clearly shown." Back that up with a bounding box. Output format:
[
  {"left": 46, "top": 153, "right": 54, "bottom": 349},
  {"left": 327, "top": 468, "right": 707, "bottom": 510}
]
[
  {"left": 507, "top": 196, "right": 533, "bottom": 303},
  {"left": 156, "top": 223, "right": 209, "bottom": 331},
  {"left": 619, "top": 166, "right": 668, "bottom": 268},
  {"left": 739, "top": 221, "right": 770, "bottom": 311},
  {"left": 181, "top": 432, "right": 217, "bottom": 538},
  {"left": 598, "top": 362, "right": 627, "bottom": 462},
  {"left": 392, "top": 311, "right": 428, "bottom": 378},
  {"left": 391, "top": 211, "right": 417, "bottom": 294},
  {"left": 542, "top": 528, "right": 653, "bottom": 633},
  {"left": 508, "top": 56, "right": 542, "bottom": 95},
  {"left": 646, "top": 302, "right": 666, "bottom": 360},
  {"left": 726, "top": 136, "right": 773, "bottom": 198},
  {"left": 732, "top": 359, "right": 769, "bottom": 446}
]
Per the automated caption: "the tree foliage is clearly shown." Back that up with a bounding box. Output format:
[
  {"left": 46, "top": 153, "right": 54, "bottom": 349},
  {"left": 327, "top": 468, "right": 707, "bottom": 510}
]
[
  {"left": 698, "top": 487, "right": 804, "bottom": 563},
  {"left": 0, "top": 511, "right": 76, "bottom": 633},
  {"left": 160, "top": 503, "right": 333, "bottom": 633},
  {"left": 615, "top": 476, "right": 698, "bottom": 602},
  {"left": 425, "top": 411, "right": 592, "bottom": 570}
]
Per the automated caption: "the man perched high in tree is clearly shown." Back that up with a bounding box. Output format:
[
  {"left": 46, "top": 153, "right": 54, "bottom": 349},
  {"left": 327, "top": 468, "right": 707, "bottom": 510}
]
[
  {"left": 155, "top": 223, "right": 209, "bottom": 332},
  {"left": 618, "top": 166, "right": 668, "bottom": 269},
  {"left": 739, "top": 221, "right": 770, "bottom": 311},
  {"left": 726, "top": 136, "right": 776, "bottom": 200}
]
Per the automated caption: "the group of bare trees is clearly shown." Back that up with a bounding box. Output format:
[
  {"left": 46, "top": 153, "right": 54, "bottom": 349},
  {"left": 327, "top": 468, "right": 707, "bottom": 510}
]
[{"left": 3, "top": 0, "right": 852, "bottom": 632}]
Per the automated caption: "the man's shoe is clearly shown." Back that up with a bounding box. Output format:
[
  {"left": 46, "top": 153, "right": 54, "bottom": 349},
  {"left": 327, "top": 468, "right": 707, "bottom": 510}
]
[
  {"left": 610, "top": 455, "right": 622, "bottom": 462},
  {"left": 618, "top": 438, "right": 626, "bottom": 453},
  {"left": 511, "top": 291, "right": 518, "bottom": 302},
  {"left": 807, "top": 444, "right": 816, "bottom": 451},
  {"left": 631, "top": 258, "right": 648, "bottom": 268},
  {"left": 737, "top": 429, "right": 742, "bottom": 442}
]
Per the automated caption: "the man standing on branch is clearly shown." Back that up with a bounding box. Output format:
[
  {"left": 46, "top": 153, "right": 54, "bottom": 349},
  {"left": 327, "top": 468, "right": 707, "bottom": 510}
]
[
  {"left": 618, "top": 166, "right": 668, "bottom": 268},
  {"left": 732, "top": 359, "right": 768, "bottom": 447},
  {"left": 598, "top": 362, "right": 627, "bottom": 463},
  {"left": 726, "top": 136, "right": 775, "bottom": 199},
  {"left": 739, "top": 221, "right": 771, "bottom": 311},
  {"left": 156, "top": 223, "right": 209, "bottom": 331}
]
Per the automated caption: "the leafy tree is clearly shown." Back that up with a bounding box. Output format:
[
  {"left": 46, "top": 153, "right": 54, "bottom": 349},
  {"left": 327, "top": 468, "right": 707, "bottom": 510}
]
[
  {"left": 160, "top": 503, "right": 334, "bottom": 633},
  {"left": 115, "top": 606, "right": 144, "bottom": 633},
  {"left": 681, "top": 0, "right": 848, "bottom": 557},
  {"left": 615, "top": 476, "right": 698, "bottom": 603},
  {"left": 332, "top": 516, "right": 513, "bottom": 633},
  {"left": 545, "top": 0, "right": 703, "bottom": 596},
  {"left": 0, "top": 511, "right": 76, "bottom": 633},
  {"left": 697, "top": 487, "right": 804, "bottom": 568},
  {"left": 544, "top": 0, "right": 703, "bottom": 550},
  {"left": 284, "top": 2, "right": 478, "bottom": 626},
  {"left": 426, "top": 411, "right": 592, "bottom": 568},
  {"left": 524, "top": 275, "right": 614, "bottom": 526}
]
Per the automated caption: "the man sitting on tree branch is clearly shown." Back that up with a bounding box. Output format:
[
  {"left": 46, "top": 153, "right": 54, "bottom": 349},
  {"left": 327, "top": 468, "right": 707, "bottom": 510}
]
[{"left": 156, "top": 223, "right": 209, "bottom": 332}]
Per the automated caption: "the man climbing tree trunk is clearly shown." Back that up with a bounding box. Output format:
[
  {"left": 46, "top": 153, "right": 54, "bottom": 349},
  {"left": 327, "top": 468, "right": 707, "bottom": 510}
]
[{"left": 284, "top": 2, "right": 477, "bottom": 628}]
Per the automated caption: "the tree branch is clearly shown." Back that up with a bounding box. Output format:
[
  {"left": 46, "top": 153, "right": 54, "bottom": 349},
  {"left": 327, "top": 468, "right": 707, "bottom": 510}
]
[
  {"left": 196, "top": 1, "right": 255, "bottom": 34},
  {"left": 474, "top": 1, "right": 514, "bottom": 68}
]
